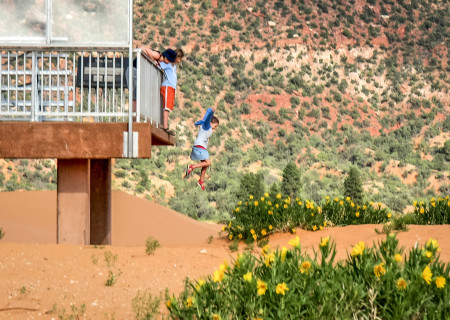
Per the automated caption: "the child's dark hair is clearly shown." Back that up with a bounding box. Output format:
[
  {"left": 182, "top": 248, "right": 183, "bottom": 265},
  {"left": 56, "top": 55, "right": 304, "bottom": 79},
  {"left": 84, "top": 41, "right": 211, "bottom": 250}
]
[{"left": 211, "top": 116, "right": 219, "bottom": 124}]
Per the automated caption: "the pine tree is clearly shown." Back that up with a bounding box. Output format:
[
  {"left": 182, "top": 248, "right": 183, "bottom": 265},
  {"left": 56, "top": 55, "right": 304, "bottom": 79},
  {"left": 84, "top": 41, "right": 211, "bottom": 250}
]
[
  {"left": 281, "top": 162, "right": 301, "bottom": 201},
  {"left": 344, "top": 167, "right": 364, "bottom": 204},
  {"left": 239, "top": 172, "right": 265, "bottom": 199}
]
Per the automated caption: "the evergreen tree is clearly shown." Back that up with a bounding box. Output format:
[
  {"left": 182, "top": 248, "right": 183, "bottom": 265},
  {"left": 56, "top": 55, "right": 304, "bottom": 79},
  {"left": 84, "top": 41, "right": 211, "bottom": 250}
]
[
  {"left": 344, "top": 167, "right": 364, "bottom": 204},
  {"left": 281, "top": 162, "right": 301, "bottom": 201},
  {"left": 239, "top": 172, "right": 265, "bottom": 199}
]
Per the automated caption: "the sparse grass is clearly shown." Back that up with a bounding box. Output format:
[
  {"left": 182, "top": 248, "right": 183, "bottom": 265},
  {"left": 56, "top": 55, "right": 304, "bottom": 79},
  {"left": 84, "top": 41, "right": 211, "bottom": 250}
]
[
  {"left": 104, "top": 251, "right": 117, "bottom": 269},
  {"left": 145, "top": 237, "right": 160, "bottom": 255},
  {"left": 51, "top": 303, "right": 86, "bottom": 320},
  {"left": 132, "top": 289, "right": 162, "bottom": 320},
  {"left": 105, "top": 270, "right": 120, "bottom": 287},
  {"left": 91, "top": 254, "right": 99, "bottom": 266},
  {"left": 207, "top": 235, "right": 214, "bottom": 244},
  {"left": 0, "top": 228, "right": 5, "bottom": 240},
  {"left": 228, "top": 240, "right": 239, "bottom": 252}
]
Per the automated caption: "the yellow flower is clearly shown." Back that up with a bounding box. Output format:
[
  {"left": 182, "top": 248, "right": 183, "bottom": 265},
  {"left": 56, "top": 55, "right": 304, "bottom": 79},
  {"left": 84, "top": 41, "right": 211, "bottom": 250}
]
[
  {"left": 264, "top": 192, "right": 269, "bottom": 198},
  {"left": 339, "top": 200, "right": 344, "bottom": 206},
  {"left": 346, "top": 196, "right": 351, "bottom": 202},
  {"left": 299, "top": 261, "right": 312, "bottom": 274},
  {"left": 220, "top": 260, "right": 229, "bottom": 272},
  {"left": 319, "top": 226, "right": 323, "bottom": 230},
  {"left": 387, "top": 212, "right": 392, "bottom": 218},
  {"left": 351, "top": 202, "right": 355, "bottom": 207},
  {"left": 264, "top": 252, "right": 275, "bottom": 267},
  {"left": 257, "top": 280, "right": 268, "bottom": 296},
  {"left": 312, "top": 225, "right": 318, "bottom": 231},
  {"left": 317, "top": 206, "right": 322, "bottom": 213},
  {"left": 291, "top": 228, "right": 296, "bottom": 233},
  {"left": 268, "top": 201, "right": 272, "bottom": 205},
  {"left": 351, "top": 241, "right": 365, "bottom": 257},
  {"left": 195, "top": 279, "right": 205, "bottom": 291},
  {"left": 262, "top": 244, "right": 271, "bottom": 255},
  {"left": 326, "top": 196, "right": 330, "bottom": 200},
  {"left": 254, "top": 201, "right": 259, "bottom": 207},
  {"left": 422, "top": 266, "right": 432, "bottom": 284},
  {"left": 435, "top": 276, "right": 446, "bottom": 289},
  {"left": 229, "top": 234, "right": 233, "bottom": 240},
  {"left": 427, "top": 238, "right": 440, "bottom": 251},
  {"left": 289, "top": 236, "right": 300, "bottom": 248},
  {"left": 261, "top": 197, "right": 265, "bottom": 201},
  {"left": 396, "top": 278, "right": 407, "bottom": 290},
  {"left": 311, "top": 213, "right": 314, "bottom": 217},
  {"left": 249, "top": 195, "right": 254, "bottom": 200},
  {"left": 394, "top": 253, "right": 402, "bottom": 262},
  {"left": 261, "top": 229, "right": 267, "bottom": 236},
  {"left": 250, "top": 229, "right": 255, "bottom": 234},
  {"left": 238, "top": 201, "right": 242, "bottom": 205},
  {"left": 269, "top": 225, "right": 273, "bottom": 230},
  {"left": 221, "top": 226, "right": 226, "bottom": 231},
  {"left": 431, "top": 202, "right": 435, "bottom": 207},
  {"left": 320, "top": 236, "right": 330, "bottom": 247},
  {"left": 284, "top": 204, "right": 288, "bottom": 209},
  {"left": 253, "top": 234, "right": 257, "bottom": 241},
  {"left": 276, "top": 282, "right": 289, "bottom": 295},
  {"left": 420, "top": 207, "right": 425, "bottom": 214},
  {"left": 243, "top": 272, "right": 252, "bottom": 282},
  {"left": 280, "top": 247, "right": 288, "bottom": 262},
  {"left": 166, "top": 298, "right": 173, "bottom": 309},
  {"left": 373, "top": 262, "right": 386, "bottom": 277},
  {"left": 213, "top": 269, "right": 224, "bottom": 283},
  {"left": 228, "top": 221, "right": 232, "bottom": 227},
  {"left": 185, "top": 296, "right": 194, "bottom": 309},
  {"left": 276, "top": 193, "right": 282, "bottom": 199},
  {"left": 370, "top": 201, "right": 374, "bottom": 206},
  {"left": 425, "top": 250, "right": 433, "bottom": 259},
  {"left": 363, "top": 205, "right": 367, "bottom": 210},
  {"left": 323, "top": 221, "right": 327, "bottom": 227},
  {"left": 268, "top": 210, "right": 273, "bottom": 215},
  {"left": 298, "top": 201, "right": 303, "bottom": 206},
  {"left": 235, "top": 207, "right": 240, "bottom": 213},
  {"left": 413, "top": 200, "right": 417, "bottom": 206},
  {"left": 212, "top": 314, "right": 221, "bottom": 320},
  {"left": 448, "top": 201, "right": 450, "bottom": 207},
  {"left": 275, "top": 204, "right": 279, "bottom": 208},
  {"left": 238, "top": 234, "right": 243, "bottom": 239},
  {"left": 334, "top": 197, "right": 339, "bottom": 202},
  {"left": 356, "top": 211, "right": 360, "bottom": 218}
]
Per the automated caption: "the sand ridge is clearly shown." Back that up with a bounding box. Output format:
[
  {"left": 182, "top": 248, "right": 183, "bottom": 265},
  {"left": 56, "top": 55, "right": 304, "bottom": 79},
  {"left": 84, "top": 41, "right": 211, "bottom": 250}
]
[{"left": 0, "top": 191, "right": 449, "bottom": 319}]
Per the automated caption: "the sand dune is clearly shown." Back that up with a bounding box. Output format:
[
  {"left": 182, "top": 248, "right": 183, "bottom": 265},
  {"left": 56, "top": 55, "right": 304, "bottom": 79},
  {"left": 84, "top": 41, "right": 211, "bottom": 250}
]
[
  {"left": 0, "top": 190, "right": 222, "bottom": 246},
  {"left": 0, "top": 191, "right": 449, "bottom": 319}
]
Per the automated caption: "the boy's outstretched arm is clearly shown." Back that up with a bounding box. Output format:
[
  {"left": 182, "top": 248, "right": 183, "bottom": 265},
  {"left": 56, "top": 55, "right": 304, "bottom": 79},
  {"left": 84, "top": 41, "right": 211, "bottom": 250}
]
[{"left": 195, "top": 108, "right": 215, "bottom": 130}]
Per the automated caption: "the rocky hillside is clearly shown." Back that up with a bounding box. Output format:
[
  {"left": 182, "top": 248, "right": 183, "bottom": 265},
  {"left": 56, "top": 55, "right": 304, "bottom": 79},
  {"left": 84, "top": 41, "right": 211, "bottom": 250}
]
[{"left": 1, "top": 0, "right": 449, "bottom": 219}]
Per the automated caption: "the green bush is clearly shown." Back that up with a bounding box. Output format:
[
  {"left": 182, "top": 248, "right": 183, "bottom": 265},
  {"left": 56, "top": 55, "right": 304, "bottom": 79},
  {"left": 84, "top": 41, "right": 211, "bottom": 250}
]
[
  {"left": 166, "top": 234, "right": 449, "bottom": 319},
  {"left": 145, "top": 237, "right": 160, "bottom": 255},
  {"left": 412, "top": 197, "right": 450, "bottom": 225}
]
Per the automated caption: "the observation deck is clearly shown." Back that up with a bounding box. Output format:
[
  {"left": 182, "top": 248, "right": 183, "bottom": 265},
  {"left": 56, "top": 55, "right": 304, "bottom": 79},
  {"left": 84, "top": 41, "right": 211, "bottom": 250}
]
[{"left": 0, "top": 0, "right": 174, "bottom": 245}]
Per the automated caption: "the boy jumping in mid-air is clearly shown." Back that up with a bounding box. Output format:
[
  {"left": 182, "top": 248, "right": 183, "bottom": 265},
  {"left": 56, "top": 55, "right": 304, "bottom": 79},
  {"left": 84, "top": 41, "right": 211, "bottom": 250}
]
[{"left": 184, "top": 108, "right": 219, "bottom": 190}]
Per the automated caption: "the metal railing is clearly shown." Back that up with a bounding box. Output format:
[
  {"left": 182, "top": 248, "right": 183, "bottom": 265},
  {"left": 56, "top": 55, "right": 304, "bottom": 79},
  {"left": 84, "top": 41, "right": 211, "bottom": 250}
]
[{"left": 0, "top": 49, "right": 163, "bottom": 125}]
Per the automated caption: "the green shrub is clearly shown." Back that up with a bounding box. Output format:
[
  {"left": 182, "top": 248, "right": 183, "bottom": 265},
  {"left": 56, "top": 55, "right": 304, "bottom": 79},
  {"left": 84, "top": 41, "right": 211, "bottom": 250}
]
[
  {"left": 145, "top": 237, "right": 160, "bottom": 255},
  {"left": 166, "top": 234, "right": 449, "bottom": 319},
  {"left": 412, "top": 197, "right": 450, "bottom": 225}
]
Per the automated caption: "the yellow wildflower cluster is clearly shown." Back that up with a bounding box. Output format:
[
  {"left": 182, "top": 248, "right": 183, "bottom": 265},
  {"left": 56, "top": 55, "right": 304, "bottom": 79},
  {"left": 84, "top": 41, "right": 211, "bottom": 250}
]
[
  {"left": 257, "top": 280, "right": 268, "bottom": 295},
  {"left": 373, "top": 262, "right": 386, "bottom": 277},
  {"left": 299, "top": 261, "right": 312, "bottom": 274},
  {"left": 320, "top": 236, "right": 330, "bottom": 248},
  {"left": 289, "top": 236, "right": 300, "bottom": 248},
  {"left": 396, "top": 278, "right": 407, "bottom": 290},
  {"left": 351, "top": 241, "right": 365, "bottom": 257},
  {"left": 276, "top": 282, "right": 289, "bottom": 295}
]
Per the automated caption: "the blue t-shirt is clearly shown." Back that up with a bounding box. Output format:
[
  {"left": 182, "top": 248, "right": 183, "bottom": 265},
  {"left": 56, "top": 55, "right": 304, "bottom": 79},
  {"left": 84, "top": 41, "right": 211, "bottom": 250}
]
[{"left": 160, "top": 62, "right": 177, "bottom": 89}]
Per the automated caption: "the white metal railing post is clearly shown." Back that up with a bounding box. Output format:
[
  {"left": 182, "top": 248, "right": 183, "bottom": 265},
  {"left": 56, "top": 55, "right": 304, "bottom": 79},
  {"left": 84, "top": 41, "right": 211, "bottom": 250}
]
[
  {"left": 31, "top": 52, "right": 37, "bottom": 121},
  {"left": 127, "top": 0, "right": 134, "bottom": 158}
]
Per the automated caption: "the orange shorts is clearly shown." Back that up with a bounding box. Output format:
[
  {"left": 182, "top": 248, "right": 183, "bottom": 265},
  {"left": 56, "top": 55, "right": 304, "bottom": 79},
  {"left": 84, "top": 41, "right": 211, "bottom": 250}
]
[{"left": 161, "top": 86, "right": 175, "bottom": 112}]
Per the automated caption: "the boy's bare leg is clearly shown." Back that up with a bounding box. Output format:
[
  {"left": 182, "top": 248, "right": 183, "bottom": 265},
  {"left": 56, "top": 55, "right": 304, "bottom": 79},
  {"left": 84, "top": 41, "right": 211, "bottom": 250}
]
[
  {"left": 191, "top": 159, "right": 211, "bottom": 170},
  {"left": 200, "top": 166, "right": 208, "bottom": 182},
  {"left": 163, "top": 110, "right": 169, "bottom": 129}
]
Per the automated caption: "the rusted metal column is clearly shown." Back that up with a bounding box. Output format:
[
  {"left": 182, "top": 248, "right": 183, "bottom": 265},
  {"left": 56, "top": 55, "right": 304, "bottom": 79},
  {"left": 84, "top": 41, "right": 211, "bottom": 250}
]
[
  {"left": 90, "top": 159, "right": 112, "bottom": 245},
  {"left": 57, "top": 159, "right": 90, "bottom": 244}
]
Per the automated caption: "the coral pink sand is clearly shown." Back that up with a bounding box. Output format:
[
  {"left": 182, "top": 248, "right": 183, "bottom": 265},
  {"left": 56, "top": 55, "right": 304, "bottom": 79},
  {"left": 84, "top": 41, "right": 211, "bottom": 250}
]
[{"left": 0, "top": 191, "right": 449, "bottom": 319}]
